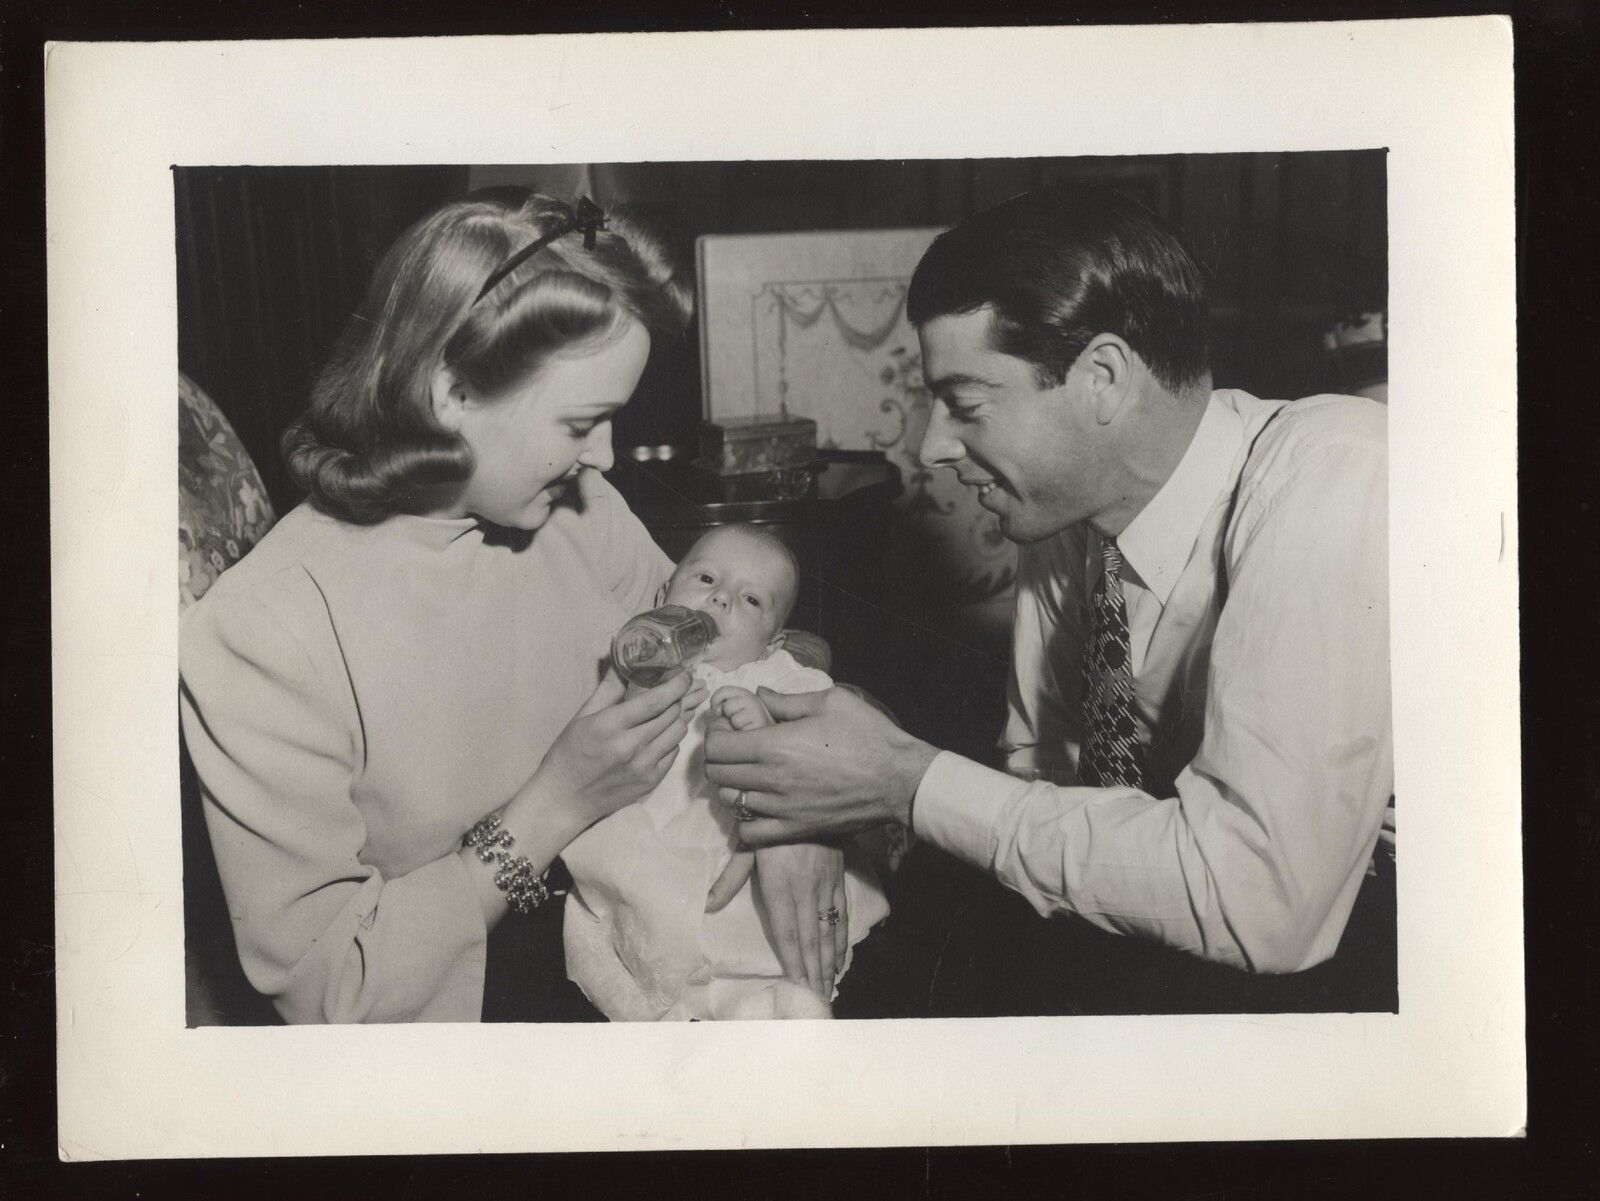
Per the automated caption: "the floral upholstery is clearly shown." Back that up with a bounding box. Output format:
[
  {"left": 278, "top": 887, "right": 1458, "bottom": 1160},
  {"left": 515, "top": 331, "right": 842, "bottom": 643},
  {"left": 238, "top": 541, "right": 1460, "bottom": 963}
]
[{"left": 179, "top": 374, "right": 275, "bottom": 608}]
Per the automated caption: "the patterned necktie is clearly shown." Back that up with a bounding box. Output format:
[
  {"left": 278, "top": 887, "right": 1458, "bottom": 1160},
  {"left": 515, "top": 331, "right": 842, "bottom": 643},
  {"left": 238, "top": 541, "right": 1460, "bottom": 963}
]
[{"left": 1078, "top": 537, "right": 1145, "bottom": 789}]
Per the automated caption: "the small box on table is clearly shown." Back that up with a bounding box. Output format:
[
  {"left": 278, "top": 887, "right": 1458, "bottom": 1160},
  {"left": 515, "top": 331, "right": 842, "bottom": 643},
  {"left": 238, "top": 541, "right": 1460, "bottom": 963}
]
[{"left": 697, "top": 415, "right": 818, "bottom": 476}]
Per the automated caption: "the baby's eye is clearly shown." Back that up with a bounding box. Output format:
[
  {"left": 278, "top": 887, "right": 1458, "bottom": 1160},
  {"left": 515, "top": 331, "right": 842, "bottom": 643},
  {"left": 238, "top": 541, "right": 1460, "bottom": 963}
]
[
  {"left": 697, "top": 572, "right": 715, "bottom": 585},
  {"left": 743, "top": 594, "right": 762, "bottom": 608}
]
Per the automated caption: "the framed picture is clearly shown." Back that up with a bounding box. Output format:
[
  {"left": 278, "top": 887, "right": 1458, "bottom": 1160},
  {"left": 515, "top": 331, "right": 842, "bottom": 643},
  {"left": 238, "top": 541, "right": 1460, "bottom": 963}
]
[{"left": 698, "top": 227, "right": 1016, "bottom": 605}]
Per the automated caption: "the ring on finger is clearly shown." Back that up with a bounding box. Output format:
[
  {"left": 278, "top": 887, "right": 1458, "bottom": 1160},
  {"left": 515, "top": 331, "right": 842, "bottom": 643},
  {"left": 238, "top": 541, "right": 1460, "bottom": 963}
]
[
  {"left": 819, "top": 906, "right": 841, "bottom": 927},
  {"left": 728, "top": 789, "right": 756, "bottom": 823}
]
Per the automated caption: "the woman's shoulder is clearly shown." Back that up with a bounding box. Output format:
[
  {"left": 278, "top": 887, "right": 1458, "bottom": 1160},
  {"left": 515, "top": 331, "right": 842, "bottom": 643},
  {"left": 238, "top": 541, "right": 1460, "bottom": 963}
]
[
  {"left": 208, "top": 500, "right": 340, "bottom": 576},
  {"left": 545, "top": 470, "right": 674, "bottom": 597},
  {"left": 562, "top": 470, "right": 648, "bottom": 538},
  {"left": 575, "top": 468, "right": 628, "bottom": 508},
  {"left": 182, "top": 505, "right": 344, "bottom": 664}
]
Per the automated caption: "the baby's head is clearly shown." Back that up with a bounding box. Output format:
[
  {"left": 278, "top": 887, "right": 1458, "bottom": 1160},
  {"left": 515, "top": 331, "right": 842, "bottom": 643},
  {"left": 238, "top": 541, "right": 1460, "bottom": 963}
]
[{"left": 662, "top": 524, "right": 799, "bottom": 670}]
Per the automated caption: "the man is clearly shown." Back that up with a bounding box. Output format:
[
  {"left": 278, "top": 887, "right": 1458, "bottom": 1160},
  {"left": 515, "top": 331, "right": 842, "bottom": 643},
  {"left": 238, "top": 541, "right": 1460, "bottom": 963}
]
[{"left": 703, "top": 185, "right": 1393, "bottom": 1013}]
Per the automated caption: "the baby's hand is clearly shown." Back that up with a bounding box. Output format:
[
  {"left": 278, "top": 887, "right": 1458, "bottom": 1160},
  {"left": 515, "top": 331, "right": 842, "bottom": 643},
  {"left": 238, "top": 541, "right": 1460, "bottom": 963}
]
[{"left": 709, "top": 685, "right": 772, "bottom": 732}]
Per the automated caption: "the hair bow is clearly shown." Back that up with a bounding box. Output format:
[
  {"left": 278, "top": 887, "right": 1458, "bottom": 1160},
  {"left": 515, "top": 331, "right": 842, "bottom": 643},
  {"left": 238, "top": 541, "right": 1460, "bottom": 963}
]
[{"left": 572, "top": 195, "right": 609, "bottom": 250}]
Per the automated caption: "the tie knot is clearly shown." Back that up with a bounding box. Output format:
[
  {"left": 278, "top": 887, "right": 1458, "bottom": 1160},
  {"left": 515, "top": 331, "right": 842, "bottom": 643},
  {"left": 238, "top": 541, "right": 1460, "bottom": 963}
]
[{"left": 1100, "top": 537, "right": 1125, "bottom": 579}]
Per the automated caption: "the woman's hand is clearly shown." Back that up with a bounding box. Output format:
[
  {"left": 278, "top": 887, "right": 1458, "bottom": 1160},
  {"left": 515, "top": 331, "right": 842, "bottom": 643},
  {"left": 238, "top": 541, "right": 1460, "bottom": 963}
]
[
  {"left": 465, "top": 668, "right": 703, "bottom": 930},
  {"left": 529, "top": 668, "right": 700, "bottom": 829},
  {"left": 708, "top": 842, "right": 847, "bottom": 999}
]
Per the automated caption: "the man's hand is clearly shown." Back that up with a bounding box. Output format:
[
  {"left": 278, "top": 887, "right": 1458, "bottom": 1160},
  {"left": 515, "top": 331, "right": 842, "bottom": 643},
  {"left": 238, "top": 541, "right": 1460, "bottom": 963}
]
[{"left": 702, "top": 686, "right": 941, "bottom": 846}]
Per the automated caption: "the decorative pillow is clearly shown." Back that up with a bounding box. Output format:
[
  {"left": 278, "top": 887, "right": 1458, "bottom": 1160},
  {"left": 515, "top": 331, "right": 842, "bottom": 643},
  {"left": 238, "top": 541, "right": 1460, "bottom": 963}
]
[{"left": 179, "top": 374, "right": 276, "bottom": 608}]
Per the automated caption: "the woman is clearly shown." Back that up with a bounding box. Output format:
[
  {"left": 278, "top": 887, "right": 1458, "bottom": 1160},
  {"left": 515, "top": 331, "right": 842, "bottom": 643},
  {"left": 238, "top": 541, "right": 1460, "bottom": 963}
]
[{"left": 180, "top": 191, "right": 843, "bottom": 1023}]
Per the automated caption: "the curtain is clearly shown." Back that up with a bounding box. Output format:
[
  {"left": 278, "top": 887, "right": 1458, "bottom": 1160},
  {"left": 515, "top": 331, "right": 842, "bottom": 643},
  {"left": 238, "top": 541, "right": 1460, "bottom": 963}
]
[{"left": 175, "top": 166, "right": 469, "bottom": 514}]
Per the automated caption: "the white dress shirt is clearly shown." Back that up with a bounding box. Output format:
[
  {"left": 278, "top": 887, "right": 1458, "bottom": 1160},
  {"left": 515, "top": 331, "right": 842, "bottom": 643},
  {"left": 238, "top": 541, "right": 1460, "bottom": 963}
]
[{"left": 912, "top": 391, "right": 1392, "bottom": 974}]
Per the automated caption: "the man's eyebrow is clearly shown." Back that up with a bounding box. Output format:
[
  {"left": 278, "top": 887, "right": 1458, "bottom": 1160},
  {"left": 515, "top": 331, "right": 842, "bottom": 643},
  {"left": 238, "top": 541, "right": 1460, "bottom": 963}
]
[{"left": 925, "top": 371, "right": 1004, "bottom": 392}]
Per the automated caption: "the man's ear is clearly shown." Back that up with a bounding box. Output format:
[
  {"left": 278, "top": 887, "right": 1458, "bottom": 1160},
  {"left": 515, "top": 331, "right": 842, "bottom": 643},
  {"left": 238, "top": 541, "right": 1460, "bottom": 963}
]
[
  {"left": 1080, "top": 334, "right": 1134, "bottom": 426},
  {"left": 430, "top": 364, "right": 470, "bottom": 432},
  {"left": 762, "top": 630, "right": 787, "bottom": 659}
]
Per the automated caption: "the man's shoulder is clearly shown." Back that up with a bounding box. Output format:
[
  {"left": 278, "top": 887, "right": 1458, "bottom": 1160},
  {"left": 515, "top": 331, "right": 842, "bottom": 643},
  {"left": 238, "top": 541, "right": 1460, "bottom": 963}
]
[
  {"left": 1259, "top": 392, "right": 1386, "bottom": 449},
  {"left": 1240, "top": 393, "right": 1387, "bottom": 483}
]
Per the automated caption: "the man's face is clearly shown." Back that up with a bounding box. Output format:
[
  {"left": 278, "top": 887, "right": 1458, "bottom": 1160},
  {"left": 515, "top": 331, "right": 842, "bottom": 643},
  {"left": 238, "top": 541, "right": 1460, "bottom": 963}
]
[
  {"left": 664, "top": 528, "right": 796, "bottom": 670},
  {"left": 915, "top": 307, "right": 1112, "bottom": 543}
]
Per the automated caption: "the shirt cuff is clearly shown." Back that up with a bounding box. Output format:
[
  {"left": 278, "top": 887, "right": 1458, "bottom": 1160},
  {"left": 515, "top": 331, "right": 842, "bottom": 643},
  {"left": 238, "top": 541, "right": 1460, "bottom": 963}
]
[{"left": 911, "top": 751, "right": 1028, "bottom": 871}]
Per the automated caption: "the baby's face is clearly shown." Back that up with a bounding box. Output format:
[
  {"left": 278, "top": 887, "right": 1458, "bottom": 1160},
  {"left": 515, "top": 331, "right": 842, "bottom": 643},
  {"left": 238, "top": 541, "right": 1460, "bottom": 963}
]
[{"left": 664, "top": 528, "right": 796, "bottom": 670}]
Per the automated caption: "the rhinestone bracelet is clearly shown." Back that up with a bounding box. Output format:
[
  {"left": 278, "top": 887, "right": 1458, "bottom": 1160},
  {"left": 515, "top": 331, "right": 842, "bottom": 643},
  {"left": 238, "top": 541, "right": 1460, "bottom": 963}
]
[{"left": 462, "top": 813, "right": 551, "bottom": 915}]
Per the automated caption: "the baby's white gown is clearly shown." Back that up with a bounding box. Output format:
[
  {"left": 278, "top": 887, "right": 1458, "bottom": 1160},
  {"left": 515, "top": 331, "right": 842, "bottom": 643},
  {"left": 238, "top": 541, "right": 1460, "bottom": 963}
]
[{"left": 561, "top": 650, "right": 890, "bottom": 1020}]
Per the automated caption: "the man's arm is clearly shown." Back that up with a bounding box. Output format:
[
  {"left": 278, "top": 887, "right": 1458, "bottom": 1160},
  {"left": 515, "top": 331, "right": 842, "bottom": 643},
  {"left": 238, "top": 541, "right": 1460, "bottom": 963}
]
[{"left": 915, "top": 429, "right": 1392, "bottom": 972}]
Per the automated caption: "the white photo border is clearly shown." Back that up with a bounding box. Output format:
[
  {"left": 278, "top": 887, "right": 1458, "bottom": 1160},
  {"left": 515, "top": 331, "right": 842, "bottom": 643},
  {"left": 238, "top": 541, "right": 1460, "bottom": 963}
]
[{"left": 47, "top": 19, "right": 1522, "bottom": 1158}]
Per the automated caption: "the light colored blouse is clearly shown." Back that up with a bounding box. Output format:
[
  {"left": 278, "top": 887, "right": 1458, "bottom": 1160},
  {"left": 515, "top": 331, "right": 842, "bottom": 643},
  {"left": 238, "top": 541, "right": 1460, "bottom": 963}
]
[{"left": 179, "top": 472, "right": 673, "bottom": 1023}]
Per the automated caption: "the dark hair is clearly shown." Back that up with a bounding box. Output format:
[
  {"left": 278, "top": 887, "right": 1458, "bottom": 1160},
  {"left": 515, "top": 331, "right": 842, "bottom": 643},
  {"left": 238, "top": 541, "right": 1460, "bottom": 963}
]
[
  {"left": 907, "top": 184, "right": 1210, "bottom": 394},
  {"left": 283, "top": 191, "right": 692, "bottom": 523}
]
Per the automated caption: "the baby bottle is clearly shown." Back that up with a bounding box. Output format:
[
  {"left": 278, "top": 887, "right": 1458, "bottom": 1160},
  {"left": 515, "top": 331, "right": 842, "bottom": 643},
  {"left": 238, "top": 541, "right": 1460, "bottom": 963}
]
[{"left": 611, "top": 605, "right": 720, "bottom": 687}]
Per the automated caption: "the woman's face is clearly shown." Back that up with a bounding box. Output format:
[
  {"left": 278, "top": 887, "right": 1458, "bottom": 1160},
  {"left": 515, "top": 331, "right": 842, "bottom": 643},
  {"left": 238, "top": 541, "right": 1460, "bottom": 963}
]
[{"left": 444, "top": 315, "right": 651, "bottom": 529}]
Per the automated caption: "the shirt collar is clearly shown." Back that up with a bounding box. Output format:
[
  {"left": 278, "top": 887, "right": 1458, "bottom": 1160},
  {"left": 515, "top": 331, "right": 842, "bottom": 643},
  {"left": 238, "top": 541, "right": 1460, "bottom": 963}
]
[
  {"left": 383, "top": 511, "right": 484, "bottom": 550},
  {"left": 1115, "top": 392, "right": 1244, "bottom": 606}
]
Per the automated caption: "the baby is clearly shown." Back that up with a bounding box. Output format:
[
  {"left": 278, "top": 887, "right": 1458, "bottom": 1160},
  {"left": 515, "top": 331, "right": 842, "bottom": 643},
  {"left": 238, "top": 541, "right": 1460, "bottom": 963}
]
[{"left": 561, "top": 523, "right": 889, "bottom": 1020}]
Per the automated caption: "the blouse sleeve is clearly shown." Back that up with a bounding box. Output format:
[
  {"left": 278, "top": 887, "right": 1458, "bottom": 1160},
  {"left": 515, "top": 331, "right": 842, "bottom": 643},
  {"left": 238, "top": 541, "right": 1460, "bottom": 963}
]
[{"left": 179, "top": 578, "right": 489, "bottom": 1023}]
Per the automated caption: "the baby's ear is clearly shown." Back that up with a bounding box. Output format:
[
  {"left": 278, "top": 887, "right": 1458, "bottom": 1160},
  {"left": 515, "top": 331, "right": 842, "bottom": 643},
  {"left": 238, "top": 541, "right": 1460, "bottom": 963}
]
[{"left": 762, "top": 631, "right": 787, "bottom": 659}]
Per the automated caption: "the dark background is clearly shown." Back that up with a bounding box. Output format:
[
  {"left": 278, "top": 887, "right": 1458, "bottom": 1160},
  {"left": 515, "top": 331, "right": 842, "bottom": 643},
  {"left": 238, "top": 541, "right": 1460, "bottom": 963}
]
[{"left": 176, "top": 152, "right": 1388, "bottom": 520}]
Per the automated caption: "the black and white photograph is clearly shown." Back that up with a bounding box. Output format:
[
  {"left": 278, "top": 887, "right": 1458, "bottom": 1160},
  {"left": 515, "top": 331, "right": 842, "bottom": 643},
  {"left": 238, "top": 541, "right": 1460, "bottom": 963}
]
[
  {"left": 46, "top": 21, "right": 1522, "bottom": 1155},
  {"left": 175, "top": 152, "right": 1394, "bottom": 1028}
]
